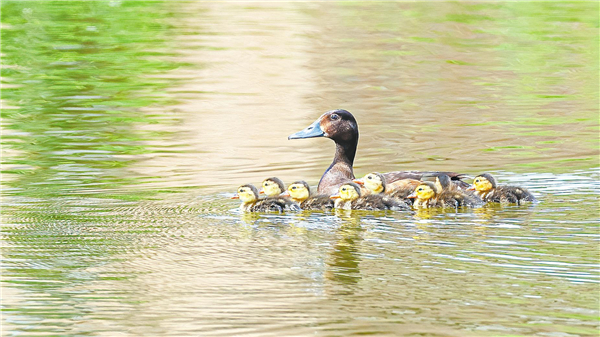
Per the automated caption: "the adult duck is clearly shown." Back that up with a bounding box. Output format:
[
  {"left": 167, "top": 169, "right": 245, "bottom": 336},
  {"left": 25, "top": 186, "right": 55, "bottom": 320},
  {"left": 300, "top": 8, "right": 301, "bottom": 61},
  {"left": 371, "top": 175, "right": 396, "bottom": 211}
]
[{"left": 288, "top": 109, "right": 468, "bottom": 195}]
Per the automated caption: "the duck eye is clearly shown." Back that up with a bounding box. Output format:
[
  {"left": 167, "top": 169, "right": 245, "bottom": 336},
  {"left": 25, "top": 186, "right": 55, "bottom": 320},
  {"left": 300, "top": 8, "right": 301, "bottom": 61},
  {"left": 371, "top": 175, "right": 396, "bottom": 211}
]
[
  {"left": 330, "top": 114, "right": 339, "bottom": 120},
  {"left": 291, "top": 186, "right": 296, "bottom": 190},
  {"left": 367, "top": 175, "right": 372, "bottom": 179},
  {"left": 341, "top": 187, "right": 346, "bottom": 191}
]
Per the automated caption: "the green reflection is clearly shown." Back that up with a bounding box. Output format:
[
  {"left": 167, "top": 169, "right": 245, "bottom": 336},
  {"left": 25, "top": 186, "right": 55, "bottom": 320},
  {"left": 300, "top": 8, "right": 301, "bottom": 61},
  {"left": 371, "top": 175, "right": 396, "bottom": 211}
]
[
  {"left": 1, "top": 1, "right": 190, "bottom": 335},
  {"left": 1, "top": 0, "right": 187, "bottom": 200}
]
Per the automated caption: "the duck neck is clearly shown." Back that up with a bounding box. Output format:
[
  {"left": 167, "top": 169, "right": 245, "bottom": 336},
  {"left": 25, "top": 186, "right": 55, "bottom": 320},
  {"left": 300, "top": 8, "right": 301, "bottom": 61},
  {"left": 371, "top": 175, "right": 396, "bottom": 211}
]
[
  {"left": 333, "top": 140, "right": 356, "bottom": 169},
  {"left": 317, "top": 139, "right": 357, "bottom": 195}
]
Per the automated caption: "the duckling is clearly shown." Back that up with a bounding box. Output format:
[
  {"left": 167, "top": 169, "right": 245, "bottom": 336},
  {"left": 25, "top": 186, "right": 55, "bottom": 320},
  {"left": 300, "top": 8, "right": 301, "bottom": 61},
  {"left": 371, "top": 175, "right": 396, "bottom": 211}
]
[
  {"left": 468, "top": 173, "right": 536, "bottom": 205},
  {"left": 260, "top": 177, "right": 286, "bottom": 197},
  {"left": 434, "top": 173, "right": 459, "bottom": 193},
  {"left": 330, "top": 182, "right": 410, "bottom": 211},
  {"left": 281, "top": 180, "right": 334, "bottom": 210},
  {"left": 353, "top": 172, "right": 421, "bottom": 203},
  {"left": 408, "top": 181, "right": 481, "bottom": 208},
  {"left": 434, "top": 174, "right": 483, "bottom": 206},
  {"left": 231, "top": 184, "right": 300, "bottom": 212}
]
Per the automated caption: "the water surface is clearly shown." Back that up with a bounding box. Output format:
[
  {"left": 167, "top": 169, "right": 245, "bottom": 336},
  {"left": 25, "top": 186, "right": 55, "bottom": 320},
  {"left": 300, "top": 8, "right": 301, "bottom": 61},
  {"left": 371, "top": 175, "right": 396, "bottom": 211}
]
[{"left": 2, "top": 2, "right": 599, "bottom": 337}]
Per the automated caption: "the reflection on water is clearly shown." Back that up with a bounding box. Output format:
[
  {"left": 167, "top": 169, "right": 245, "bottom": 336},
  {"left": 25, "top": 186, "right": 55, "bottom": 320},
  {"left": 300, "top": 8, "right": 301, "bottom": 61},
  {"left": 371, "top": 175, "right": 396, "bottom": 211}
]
[{"left": 2, "top": 1, "right": 599, "bottom": 337}]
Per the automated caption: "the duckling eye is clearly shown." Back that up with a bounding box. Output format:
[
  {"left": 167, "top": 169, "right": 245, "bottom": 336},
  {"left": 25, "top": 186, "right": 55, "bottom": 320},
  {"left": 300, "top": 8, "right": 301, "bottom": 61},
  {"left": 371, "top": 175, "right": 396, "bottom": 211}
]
[
  {"left": 367, "top": 175, "right": 373, "bottom": 180},
  {"left": 475, "top": 178, "right": 480, "bottom": 183},
  {"left": 341, "top": 187, "right": 347, "bottom": 191},
  {"left": 330, "top": 114, "right": 340, "bottom": 121},
  {"left": 291, "top": 186, "right": 297, "bottom": 190}
]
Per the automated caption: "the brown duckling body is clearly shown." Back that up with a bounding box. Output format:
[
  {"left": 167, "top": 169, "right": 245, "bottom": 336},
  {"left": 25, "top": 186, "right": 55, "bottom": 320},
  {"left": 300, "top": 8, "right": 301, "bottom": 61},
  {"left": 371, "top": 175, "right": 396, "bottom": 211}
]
[
  {"left": 330, "top": 182, "right": 410, "bottom": 211},
  {"left": 232, "top": 184, "right": 300, "bottom": 212},
  {"left": 434, "top": 174, "right": 483, "bottom": 207},
  {"left": 408, "top": 181, "right": 481, "bottom": 208},
  {"left": 468, "top": 173, "right": 536, "bottom": 205},
  {"left": 353, "top": 172, "right": 420, "bottom": 204},
  {"left": 288, "top": 109, "right": 469, "bottom": 195},
  {"left": 281, "top": 180, "right": 334, "bottom": 210}
]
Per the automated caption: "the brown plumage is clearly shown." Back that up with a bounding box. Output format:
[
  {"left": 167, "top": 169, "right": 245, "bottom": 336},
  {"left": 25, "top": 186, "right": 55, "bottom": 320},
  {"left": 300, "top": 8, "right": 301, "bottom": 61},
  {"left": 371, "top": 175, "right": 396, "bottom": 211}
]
[{"left": 288, "top": 109, "right": 469, "bottom": 196}]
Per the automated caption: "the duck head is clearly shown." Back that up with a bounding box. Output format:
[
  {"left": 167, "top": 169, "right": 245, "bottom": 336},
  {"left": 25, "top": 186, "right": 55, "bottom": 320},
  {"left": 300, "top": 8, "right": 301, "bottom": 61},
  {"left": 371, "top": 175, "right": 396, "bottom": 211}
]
[
  {"left": 407, "top": 182, "right": 438, "bottom": 201},
  {"left": 330, "top": 182, "right": 362, "bottom": 202},
  {"left": 288, "top": 109, "right": 359, "bottom": 144},
  {"left": 353, "top": 172, "right": 386, "bottom": 194},
  {"left": 288, "top": 109, "right": 359, "bottom": 195},
  {"left": 435, "top": 174, "right": 452, "bottom": 192},
  {"left": 468, "top": 173, "right": 496, "bottom": 193},
  {"left": 260, "top": 177, "right": 286, "bottom": 197},
  {"left": 232, "top": 184, "right": 260, "bottom": 204},
  {"left": 281, "top": 180, "right": 311, "bottom": 203}
]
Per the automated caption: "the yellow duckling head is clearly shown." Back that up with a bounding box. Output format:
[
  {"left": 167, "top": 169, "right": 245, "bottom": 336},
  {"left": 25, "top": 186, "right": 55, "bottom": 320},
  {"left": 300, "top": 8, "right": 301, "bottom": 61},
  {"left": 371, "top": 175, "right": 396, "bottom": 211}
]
[
  {"left": 330, "top": 182, "right": 362, "bottom": 202},
  {"left": 283, "top": 180, "right": 311, "bottom": 203},
  {"left": 353, "top": 172, "right": 385, "bottom": 194},
  {"left": 408, "top": 182, "right": 438, "bottom": 201},
  {"left": 469, "top": 173, "right": 496, "bottom": 193},
  {"left": 260, "top": 177, "right": 286, "bottom": 197},
  {"left": 231, "top": 184, "right": 259, "bottom": 204}
]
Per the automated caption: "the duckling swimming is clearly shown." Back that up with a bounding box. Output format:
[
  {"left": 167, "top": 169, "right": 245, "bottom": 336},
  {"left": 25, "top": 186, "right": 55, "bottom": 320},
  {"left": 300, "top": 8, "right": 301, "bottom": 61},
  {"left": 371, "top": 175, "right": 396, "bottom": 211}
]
[
  {"left": 330, "top": 182, "right": 410, "bottom": 211},
  {"left": 433, "top": 173, "right": 483, "bottom": 206},
  {"left": 232, "top": 184, "right": 300, "bottom": 212},
  {"left": 260, "top": 177, "right": 286, "bottom": 197},
  {"left": 408, "top": 181, "right": 482, "bottom": 208},
  {"left": 353, "top": 172, "right": 420, "bottom": 203},
  {"left": 468, "top": 173, "right": 536, "bottom": 205},
  {"left": 281, "top": 180, "right": 334, "bottom": 210}
]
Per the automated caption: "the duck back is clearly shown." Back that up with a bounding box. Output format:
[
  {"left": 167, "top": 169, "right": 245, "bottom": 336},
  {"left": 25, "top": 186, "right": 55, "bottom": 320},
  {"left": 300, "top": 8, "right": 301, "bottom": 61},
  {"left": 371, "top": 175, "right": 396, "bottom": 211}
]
[{"left": 384, "top": 171, "right": 470, "bottom": 189}]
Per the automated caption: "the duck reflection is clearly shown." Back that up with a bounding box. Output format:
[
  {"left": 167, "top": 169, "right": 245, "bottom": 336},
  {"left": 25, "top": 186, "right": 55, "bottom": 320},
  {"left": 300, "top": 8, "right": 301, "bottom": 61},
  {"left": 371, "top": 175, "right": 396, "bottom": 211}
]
[{"left": 324, "top": 213, "right": 365, "bottom": 296}]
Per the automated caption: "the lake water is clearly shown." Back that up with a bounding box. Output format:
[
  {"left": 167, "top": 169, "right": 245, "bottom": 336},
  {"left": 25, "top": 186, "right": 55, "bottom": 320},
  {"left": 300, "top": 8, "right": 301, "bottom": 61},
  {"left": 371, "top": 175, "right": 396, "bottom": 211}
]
[{"left": 2, "top": 2, "right": 599, "bottom": 336}]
